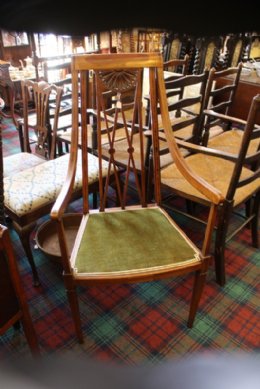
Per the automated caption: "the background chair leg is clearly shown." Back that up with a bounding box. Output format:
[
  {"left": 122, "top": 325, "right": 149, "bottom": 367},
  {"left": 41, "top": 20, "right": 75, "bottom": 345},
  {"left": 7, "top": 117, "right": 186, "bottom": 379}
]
[
  {"left": 21, "top": 309, "right": 41, "bottom": 356},
  {"left": 214, "top": 203, "right": 232, "bottom": 286},
  {"left": 16, "top": 123, "right": 25, "bottom": 152},
  {"left": 13, "top": 221, "right": 40, "bottom": 287},
  {"left": 251, "top": 193, "right": 260, "bottom": 248}
]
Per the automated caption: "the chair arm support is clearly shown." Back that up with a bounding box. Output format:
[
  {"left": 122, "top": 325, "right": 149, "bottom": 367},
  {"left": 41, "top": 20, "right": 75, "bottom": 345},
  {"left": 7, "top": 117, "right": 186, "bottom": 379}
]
[
  {"left": 51, "top": 152, "right": 78, "bottom": 221},
  {"left": 175, "top": 139, "right": 239, "bottom": 162},
  {"left": 203, "top": 109, "right": 248, "bottom": 127}
]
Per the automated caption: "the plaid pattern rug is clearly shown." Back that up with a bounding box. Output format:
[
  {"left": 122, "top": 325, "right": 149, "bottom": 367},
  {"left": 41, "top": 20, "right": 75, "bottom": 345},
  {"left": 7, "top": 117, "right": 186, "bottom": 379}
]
[{"left": 0, "top": 118, "right": 259, "bottom": 363}]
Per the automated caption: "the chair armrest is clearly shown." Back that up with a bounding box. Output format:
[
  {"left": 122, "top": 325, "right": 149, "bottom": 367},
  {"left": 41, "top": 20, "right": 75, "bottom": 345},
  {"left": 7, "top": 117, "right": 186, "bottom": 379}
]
[
  {"left": 203, "top": 109, "right": 248, "bottom": 127},
  {"left": 175, "top": 139, "right": 239, "bottom": 162},
  {"left": 51, "top": 154, "right": 78, "bottom": 221}
]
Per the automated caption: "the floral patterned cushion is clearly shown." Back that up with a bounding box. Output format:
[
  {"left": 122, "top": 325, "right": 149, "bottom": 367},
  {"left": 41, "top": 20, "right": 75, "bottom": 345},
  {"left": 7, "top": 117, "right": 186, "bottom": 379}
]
[
  {"left": 4, "top": 151, "right": 109, "bottom": 216},
  {"left": 4, "top": 152, "right": 44, "bottom": 178}
]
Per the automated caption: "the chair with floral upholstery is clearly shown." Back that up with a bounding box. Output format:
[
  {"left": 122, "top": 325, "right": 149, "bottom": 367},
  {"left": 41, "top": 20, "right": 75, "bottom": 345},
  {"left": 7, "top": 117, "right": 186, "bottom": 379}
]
[{"left": 3, "top": 81, "right": 112, "bottom": 286}]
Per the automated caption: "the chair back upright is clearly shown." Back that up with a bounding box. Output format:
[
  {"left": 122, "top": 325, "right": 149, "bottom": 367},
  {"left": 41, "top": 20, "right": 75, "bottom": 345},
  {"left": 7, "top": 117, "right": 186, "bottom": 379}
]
[
  {"left": 20, "top": 79, "right": 63, "bottom": 159},
  {"left": 160, "top": 70, "right": 209, "bottom": 144},
  {"left": 52, "top": 52, "right": 222, "bottom": 223},
  {"left": 163, "top": 54, "right": 190, "bottom": 75},
  {"left": 74, "top": 53, "right": 161, "bottom": 212},
  {"left": 202, "top": 63, "right": 242, "bottom": 145}
]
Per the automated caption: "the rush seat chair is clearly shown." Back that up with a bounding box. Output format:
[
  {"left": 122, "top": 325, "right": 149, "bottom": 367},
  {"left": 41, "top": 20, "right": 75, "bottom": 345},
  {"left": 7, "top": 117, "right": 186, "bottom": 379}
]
[{"left": 161, "top": 94, "right": 260, "bottom": 286}]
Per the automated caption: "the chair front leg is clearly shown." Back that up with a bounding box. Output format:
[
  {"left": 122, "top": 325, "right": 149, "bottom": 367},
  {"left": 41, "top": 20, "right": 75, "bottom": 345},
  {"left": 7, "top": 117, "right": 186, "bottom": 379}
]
[
  {"left": 214, "top": 201, "right": 233, "bottom": 286},
  {"left": 251, "top": 191, "right": 260, "bottom": 248}
]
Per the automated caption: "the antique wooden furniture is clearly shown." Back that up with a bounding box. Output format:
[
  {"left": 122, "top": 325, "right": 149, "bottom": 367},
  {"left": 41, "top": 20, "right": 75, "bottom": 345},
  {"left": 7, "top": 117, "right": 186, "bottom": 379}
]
[
  {"left": 0, "top": 60, "right": 18, "bottom": 127},
  {"left": 32, "top": 53, "right": 72, "bottom": 83},
  {"left": 0, "top": 224, "right": 40, "bottom": 356},
  {"left": 17, "top": 79, "right": 63, "bottom": 156},
  {"left": 3, "top": 78, "right": 109, "bottom": 286},
  {"left": 137, "top": 29, "right": 164, "bottom": 52},
  {"left": 222, "top": 34, "right": 249, "bottom": 68},
  {"left": 202, "top": 63, "right": 243, "bottom": 145},
  {"left": 192, "top": 36, "right": 223, "bottom": 74},
  {"left": 50, "top": 52, "right": 223, "bottom": 342},
  {"left": 214, "top": 69, "right": 260, "bottom": 125},
  {"left": 205, "top": 65, "right": 260, "bottom": 155},
  {"left": 248, "top": 34, "right": 260, "bottom": 60},
  {"left": 163, "top": 54, "right": 189, "bottom": 74},
  {"left": 161, "top": 94, "right": 260, "bottom": 286},
  {"left": 157, "top": 70, "right": 209, "bottom": 144},
  {"left": 147, "top": 70, "right": 209, "bottom": 198},
  {"left": 162, "top": 32, "right": 195, "bottom": 73},
  {"left": 136, "top": 58, "right": 204, "bottom": 182}
]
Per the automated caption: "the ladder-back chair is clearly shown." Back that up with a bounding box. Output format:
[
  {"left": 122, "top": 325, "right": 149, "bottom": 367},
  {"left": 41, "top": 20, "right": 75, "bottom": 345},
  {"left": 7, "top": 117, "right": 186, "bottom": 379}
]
[
  {"left": 51, "top": 52, "right": 223, "bottom": 342},
  {"left": 202, "top": 63, "right": 243, "bottom": 145},
  {"left": 161, "top": 94, "right": 260, "bottom": 286}
]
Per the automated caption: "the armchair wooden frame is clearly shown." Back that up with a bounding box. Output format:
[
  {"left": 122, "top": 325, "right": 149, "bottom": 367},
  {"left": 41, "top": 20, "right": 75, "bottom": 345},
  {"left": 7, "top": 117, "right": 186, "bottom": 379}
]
[{"left": 51, "top": 52, "right": 223, "bottom": 343}]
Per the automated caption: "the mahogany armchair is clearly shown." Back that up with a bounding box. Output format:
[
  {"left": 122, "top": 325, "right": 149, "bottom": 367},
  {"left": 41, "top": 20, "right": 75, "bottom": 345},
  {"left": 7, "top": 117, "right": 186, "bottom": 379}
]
[{"left": 50, "top": 52, "right": 223, "bottom": 342}]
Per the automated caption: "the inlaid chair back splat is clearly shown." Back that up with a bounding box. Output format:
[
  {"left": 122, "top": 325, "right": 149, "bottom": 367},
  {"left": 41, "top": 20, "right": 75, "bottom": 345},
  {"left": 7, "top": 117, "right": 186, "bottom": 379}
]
[{"left": 51, "top": 53, "right": 224, "bottom": 343}]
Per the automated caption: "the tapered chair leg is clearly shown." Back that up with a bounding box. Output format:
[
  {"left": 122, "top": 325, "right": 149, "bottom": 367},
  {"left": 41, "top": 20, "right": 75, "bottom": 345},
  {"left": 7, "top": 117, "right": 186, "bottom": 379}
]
[
  {"left": 214, "top": 202, "right": 232, "bottom": 286},
  {"left": 251, "top": 192, "right": 260, "bottom": 248},
  {"left": 16, "top": 122, "right": 25, "bottom": 152},
  {"left": 187, "top": 264, "right": 208, "bottom": 328},
  {"left": 21, "top": 308, "right": 41, "bottom": 356},
  {"left": 13, "top": 221, "right": 40, "bottom": 287},
  {"left": 67, "top": 288, "right": 84, "bottom": 343},
  {"left": 63, "top": 274, "right": 84, "bottom": 343}
]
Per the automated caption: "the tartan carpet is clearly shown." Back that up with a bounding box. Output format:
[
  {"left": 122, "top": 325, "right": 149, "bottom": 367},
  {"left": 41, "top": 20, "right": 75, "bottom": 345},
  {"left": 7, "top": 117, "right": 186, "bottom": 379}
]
[{"left": 0, "top": 117, "right": 259, "bottom": 363}]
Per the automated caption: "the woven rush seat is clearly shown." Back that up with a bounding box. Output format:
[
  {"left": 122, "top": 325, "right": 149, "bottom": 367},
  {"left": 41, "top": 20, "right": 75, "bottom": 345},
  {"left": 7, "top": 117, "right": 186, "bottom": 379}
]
[
  {"left": 4, "top": 151, "right": 109, "bottom": 217},
  {"left": 208, "top": 128, "right": 260, "bottom": 155},
  {"left": 3, "top": 152, "right": 45, "bottom": 178},
  {"left": 161, "top": 154, "right": 260, "bottom": 207}
]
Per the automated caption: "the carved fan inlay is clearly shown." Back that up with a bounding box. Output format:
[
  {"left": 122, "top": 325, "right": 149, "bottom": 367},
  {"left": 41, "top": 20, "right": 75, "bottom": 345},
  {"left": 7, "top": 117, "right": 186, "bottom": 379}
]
[{"left": 98, "top": 69, "right": 138, "bottom": 92}]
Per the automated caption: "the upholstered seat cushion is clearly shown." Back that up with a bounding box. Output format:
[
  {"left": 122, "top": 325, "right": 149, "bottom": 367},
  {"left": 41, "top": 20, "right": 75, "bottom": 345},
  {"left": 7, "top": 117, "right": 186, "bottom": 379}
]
[
  {"left": 3, "top": 152, "right": 44, "bottom": 178},
  {"left": 71, "top": 207, "right": 200, "bottom": 278},
  {"left": 208, "top": 128, "right": 260, "bottom": 155},
  {"left": 4, "top": 151, "right": 109, "bottom": 216},
  {"left": 161, "top": 154, "right": 260, "bottom": 207}
]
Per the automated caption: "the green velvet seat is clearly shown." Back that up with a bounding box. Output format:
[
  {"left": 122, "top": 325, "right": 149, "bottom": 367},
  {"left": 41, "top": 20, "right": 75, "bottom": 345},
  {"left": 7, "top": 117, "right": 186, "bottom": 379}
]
[{"left": 73, "top": 207, "right": 199, "bottom": 278}]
